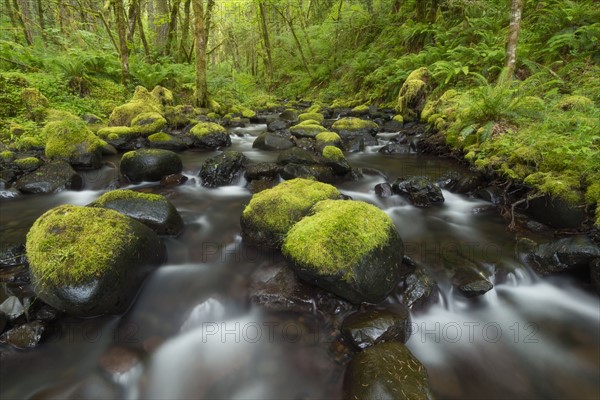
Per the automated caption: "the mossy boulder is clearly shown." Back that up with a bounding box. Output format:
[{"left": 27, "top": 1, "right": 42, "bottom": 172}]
[
  {"left": 108, "top": 86, "right": 162, "bottom": 127},
  {"left": 240, "top": 178, "right": 340, "bottom": 248},
  {"left": 331, "top": 117, "right": 379, "bottom": 139},
  {"left": 89, "top": 190, "right": 184, "bottom": 236},
  {"left": 20, "top": 88, "right": 49, "bottom": 122},
  {"left": 282, "top": 200, "right": 404, "bottom": 304},
  {"left": 315, "top": 131, "right": 343, "bottom": 148},
  {"left": 253, "top": 131, "right": 294, "bottom": 151},
  {"left": 556, "top": 95, "right": 594, "bottom": 112},
  {"left": 199, "top": 151, "right": 250, "bottom": 188},
  {"left": 16, "top": 161, "right": 83, "bottom": 194},
  {"left": 289, "top": 120, "right": 328, "bottom": 138},
  {"left": 120, "top": 149, "right": 183, "bottom": 182},
  {"left": 44, "top": 118, "right": 105, "bottom": 169},
  {"left": 276, "top": 147, "right": 320, "bottom": 166},
  {"left": 14, "top": 157, "right": 42, "bottom": 173},
  {"left": 98, "top": 112, "right": 167, "bottom": 139},
  {"left": 26, "top": 205, "right": 165, "bottom": 316},
  {"left": 279, "top": 109, "right": 298, "bottom": 121},
  {"left": 298, "top": 112, "right": 324, "bottom": 123},
  {"left": 189, "top": 122, "right": 231, "bottom": 149},
  {"left": 147, "top": 132, "right": 186, "bottom": 151},
  {"left": 344, "top": 342, "right": 433, "bottom": 400},
  {"left": 163, "top": 105, "right": 196, "bottom": 128},
  {"left": 322, "top": 146, "right": 351, "bottom": 175},
  {"left": 350, "top": 104, "right": 370, "bottom": 116},
  {"left": 396, "top": 67, "right": 430, "bottom": 122},
  {"left": 151, "top": 85, "right": 174, "bottom": 108}
]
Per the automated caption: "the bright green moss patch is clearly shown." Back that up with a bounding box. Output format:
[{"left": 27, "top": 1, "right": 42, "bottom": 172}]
[
  {"left": 108, "top": 86, "right": 162, "bottom": 127},
  {"left": 0, "top": 150, "right": 15, "bottom": 162},
  {"left": 190, "top": 121, "right": 227, "bottom": 138},
  {"left": 241, "top": 178, "right": 340, "bottom": 241},
  {"left": 556, "top": 95, "right": 594, "bottom": 112},
  {"left": 282, "top": 200, "right": 394, "bottom": 277},
  {"left": 316, "top": 131, "right": 342, "bottom": 143},
  {"left": 44, "top": 118, "right": 105, "bottom": 160},
  {"left": 290, "top": 120, "right": 328, "bottom": 137},
  {"left": 93, "top": 189, "right": 166, "bottom": 206},
  {"left": 298, "top": 112, "right": 324, "bottom": 123},
  {"left": 351, "top": 104, "right": 370, "bottom": 114},
  {"left": 392, "top": 115, "right": 404, "bottom": 123},
  {"left": 14, "top": 157, "right": 41, "bottom": 170},
  {"left": 148, "top": 132, "right": 173, "bottom": 142},
  {"left": 26, "top": 205, "right": 141, "bottom": 286},
  {"left": 331, "top": 117, "right": 378, "bottom": 132},
  {"left": 322, "top": 145, "right": 345, "bottom": 161}
]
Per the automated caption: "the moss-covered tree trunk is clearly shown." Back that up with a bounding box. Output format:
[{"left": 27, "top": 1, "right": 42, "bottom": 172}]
[
  {"left": 12, "top": 0, "right": 32, "bottom": 45},
  {"left": 165, "top": 0, "right": 182, "bottom": 57},
  {"left": 179, "top": 0, "right": 192, "bottom": 62},
  {"left": 506, "top": 0, "right": 524, "bottom": 78},
  {"left": 114, "top": 0, "right": 129, "bottom": 84},
  {"left": 192, "top": 0, "right": 208, "bottom": 107},
  {"left": 258, "top": 0, "right": 273, "bottom": 81}
]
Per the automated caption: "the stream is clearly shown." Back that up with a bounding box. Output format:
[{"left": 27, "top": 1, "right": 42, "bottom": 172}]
[{"left": 1, "top": 124, "right": 599, "bottom": 399}]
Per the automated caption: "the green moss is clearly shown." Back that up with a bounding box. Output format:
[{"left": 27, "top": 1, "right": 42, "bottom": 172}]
[
  {"left": 524, "top": 172, "right": 583, "bottom": 204},
  {"left": 108, "top": 86, "right": 162, "bottom": 127},
  {"left": 26, "top": 205, "right": 142, "bottom": 286},
  {"left": 282, "top": 200, "right": 394, "bottom": 278},
  {"left": 14, "top": 157, "right": 41, "bottom": 170},
  {"left": 190, "top": 121, "right": 227, "bottom": 138},
  {"left": 208, "top": 99, "right": 222, "bottom": 113},
  {"left": 351, "top": 104, "right": 370, "bottom": 114},
  {"left": 331, "top": 117, "right": 378, "bottom": 132},
  {"left": 230, "top": 105, "right": 256, "bottom": 118},
  {"left": 93, "top": 189, "right": 166, "bottom": 206},
  {"left": 44, "top": 118, "right": 104, "bottom": 160},
  {"left": 46, "top": 109, "right": 79, "bottom": 123},
  {"left": 290, "top": 120, "right": 328, "bottom": 137},
  {"left": 556, "top": 95, "right": 594, "bottom": 112},
  {"left": 322, "top": 145, "right": 345, "bottom": 161},
  {"left": 316, "top": 131, "right": 342, "bottom": 144},
  {"left": 148, "top": 132, "right": 173, "bottom": 142},
  {"left": 97, "top": 126, "right": 136, "bottom": 138},
  {"left": 151, "top": 85, "right": 174, "bottom": 107},
  {"left": 241, "top": 178, "right": 340, "bottom": 238},
  {"left": 392, "top": 115, "right": 404, "bottom": 123},
  {"left": 130, "top": 112, "right": 167, "bottom": 134},
  {"left": 298, "top": 112, "right": 324, "bottom": 123},
  {"left": 0, "top": 150, "right": 15, "bottom": 162},
  {"left": 20, "top": 88, "right": 49, "bottom": 109},
  {"left": 331, "top": 98, "right": 362, "bottom": 108},
  {"left": 207, "top": 112, "right": 218, "bottom": 120},
  {"left": 307, "top": 103, "right": 323, "bottom": 113},
  {"left": 406, "top": 67, "right": 429, "bottom": 82}
]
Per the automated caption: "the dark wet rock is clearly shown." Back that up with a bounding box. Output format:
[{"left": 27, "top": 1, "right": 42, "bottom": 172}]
[
  {"left": 0, "top": 296, "right": 25, "bottom": 320},
  {"left": 458, "top": 280, "right": 494, "bottom": 297},
  {"left": 253, "top": 131, "right": 294, "bottom": 151},
  {"left": 374, "top": 183, "right": 393, "bottom": 198},
  {"left": 248, "top": 262, "right": 352, "bottom": 315},
  {"left": 439, "top": 171, "right": 484, "bottom": 194},
  {"left": 379, "top": 143, "right": 410, "bottom": 155},
  {"left": 442, "top": 252, "right": 493, "bottom": 298},
  {"left": 476, "top": 186, "right": 504, "bottom": 205},
  {"left": 280, "top": 163, "right": 336, "bottom": 183},
  {"left": 244, "top": 162, "right": 280, "bottom": 181},
  {"left": 279, "top": 109, "right": 297, "bottom": 121},
  {"left": 247, "top": 179, "right": 278, "bottom": 193},
  {"left": 276, "top": 147, "right": 319, "bottom": 166},
  {"left": 30, "top": 373, "right": 124, "bottom": 400},
  {"left": 160, "top": 173, "right": 188, "bottom": 187},
  {"left": 199, "top": 151, "right": 249, "bottom": 188},
  {"left": 524, "top": 196, "right": 587, "bottom": 229},
  {"left": 591, "top": 259, "right": 600, "bottom": 294},
  {"left": 341, "top": 305, "right": 411, "bottom": 350},
  {"left": 383, "top": 119, "right": 404, "bottom": 132},
  {"left": 147, "top": 133, "right": 187, "bottom": 151},
  {"left": 0, "top": 320, "right": 45, "bottom": 349},
  {"left": 0, "top": 311, "right": 6, "bottom": 333},
  {"left": 0, "top": 242, "right": 25, "bottom": 267},
  {"left": 526, "top": 236, "right": 600, "bottom": 275},
  {"left": 99, "top": 346, "right": 141, "bottom": 378},
  {"left": 392, "top": 176, "right": 444, "bottom": 207},
  {"left": 282, "top": 200, "right": 405, "bottom": 304},
  {"left": 89, "top": 189, "right": 184, "bottom": 236},
  {"left": 399, "top": 265, "right": 438, "bottom": 309},
  {"left": 35, "top": 305, "right": 59, "bottom": 322},
  {"left": 293, "top": 137, "right": 316, "bottom": 151},
  {"left": 15, "top": 161, "right": 83, "bottom": 194},
  {"left": 267, "top": 120, "right": 291, "bottom": 132},
  {"left": 120, "top": 149, "right": 183, "bottom": 183},
  {"left": 344, "top": 342, "right": 433, "bottom": 400},
  {"left": 189, "top": 122, "right": 231, "bottom": 149},
  {"left": 1, "top": 169, "right": 16, "bottom": 186},
  {"left": 346, "top": 135, "right": 378, "bottom": 152},
  {"left": 26, "top": 205, "right": 165, "bottom": 317}
]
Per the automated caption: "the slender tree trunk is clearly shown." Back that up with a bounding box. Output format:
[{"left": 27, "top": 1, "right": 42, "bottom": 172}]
[
  {"left": 179, "top": 0, "right": 192, "bottom": 62},
  {"left": 35, "top": 0, "right": 46, "bottom": 40},
  {"left": 506, "top": 0, "right": 524, "bottom": 78},
  {"left": 427, "top": 0, "right": 438, "bottom": 23},
  {"left": 155, "top": 0, "right": 169, "bottom": 54},
  {"left": 114, "top": 0, "right": 129, "bottom": 84},
  {"left": 192, "top": 0, "right": 208, "bottom": 107},
  {"left": 12, "top": 0, "right": 32, "bottom": 45},
  {"left": 391, "top": 0, "right": 401, "bottom": 14},
  {"left": 4, "top": 0, "right": 20, "bottom": 42},
  {"left": 274, "top": 5, "right": 312, "bottom": 78},
  {"left": 137, "top": 3, "right": 151, "bottom": 59},
  {"left": 165, "top": 0, "right": 181, "bottom": 56},
  {"left": 258, "top": 1, "right": 273, "bottom": 81},
  {"left": 415, "top": 0, "right": 427, "bottom": 22},
  {"left": 203, "top": 0, "right": 215, "bottom": 46},
  {"left": 127, "top": 0, "right": 138, "bottom": 43}
]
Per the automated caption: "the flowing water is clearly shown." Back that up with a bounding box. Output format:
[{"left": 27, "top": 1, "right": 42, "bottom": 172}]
[{"left": 1, "top": 125, "right": 598, "bottom": 399}]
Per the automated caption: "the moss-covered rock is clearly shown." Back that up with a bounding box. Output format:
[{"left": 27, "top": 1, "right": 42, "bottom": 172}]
[
  {"left": 26, "top": 205, "right": 165, "bottom": 316},
  {"left": 556, "top": 95, "right": 595, "bottom": 112},
  {"left": 108, "top": 86, "right": 162, "bottom": 127},
  {"left": 151, "top": 85, "right": 174, "bottom": 108},
  {"left": 163, "top": 105, "right": 195, "bottom": 128},
  {"left": 315, "top": 131, "right": 342, "bottom": 145},
  {"left": 331, "top": 117, "right": 379, "bottom": 138},
  {"left": 240, "top": 178, "right": 340, "bottom": 248},
  {"left": 189, "top": 122, "right": 231, "bottom": 149},
  {"left": 397, "top": 67, "right": 430, "bottom": 122},
  {"left": 298, "top": 112, "right": 324, "bottom": 123},
  {"left": 199, "top": 151, "right": 249, "bottom": 188},
  {"left": 90, "top": 190, "right": 184, "bottom": 236},
  {"left": 44, "top": 117, "right": 105, "bottom": 169},
  {"left": 147, "top": 132, "right": 186, "bottom": 151},
  {"left": 282, "top": 200, "right": 403, "bottom": 303},
  {"left": 98, "top": 112, "right": 167, "bottom": 139},
  {"left": 350, "top": 104, "right": 370, "bottom": 116},
  {"left": 16, "top": 161, "right": 83, "bottom": 194},
  {"left": 120, "top": 149, "right": 183, "bottom": 182},
  {"left": 20, "top": 88, "right": 49, "bottom": 122},
  {"left": 0, "top": 150, "right": 15, "bottom": 163},
  {"left": 230, "top": 105, "right": 256, "bottom": 119},
  {"left": 289, "top": 120, "right": 328, "bottom": 138},
  {"left": 14, "top": 157, "right": 41, "bottom": 172},
  {"left": 279, "top": 109, "right": 298, "bottom": 121},
  {"left": 344, "top": 342, "right": 433, "bottom": 400},
  {"left": 322, "top": 146, "right": 351, "bottom": 175}
]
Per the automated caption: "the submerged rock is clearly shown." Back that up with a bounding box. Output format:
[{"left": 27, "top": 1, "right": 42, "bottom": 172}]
[
  {"left": 240, "top": 178, "right": 340, "bottom": 248},
  {"left": 526, "top": 236, "right": 600, "bottom": 275},
  {"left": 199, "top": 151, "right": 249, "bottom": 188},
  {"left": 89, "top": 189, "right": 184, "bottom": 236},
  {"left": 341, "top": 305, "right": 411, "bottom": 350},
  {"left": 392, "top": 176, "right": 444, "bottom": 207},
  {"left": 16, "top": 161, "right": 83, "bottom": 194},
  {"left": 282, "top": 200, "right": 405, "bottom": 304},
  {"left": 399, "top": 265, "right": 439, "bottom": 309},
  {"left": 26, "top": 205, "right": 165, "bottom": 316},
  {"left": 0, "top": 320, "right": 46, "bottom": 349},
  {"left": 120, "top": 149, "right": 183, "bottom": 182},
  {"left": 374, "top": 183, "right": 393, "bottom": 198},
  {"left": 344, "top": 342, "right": 433, "bottom": 400}
]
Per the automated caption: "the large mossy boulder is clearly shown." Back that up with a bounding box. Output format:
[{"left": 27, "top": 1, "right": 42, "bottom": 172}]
[
  {"left": 331, "top": 117, "right": 379, "bottom": 139},
  {"left": 26, "top": 205, "right": 165, "bottom": 316},
  {"left": 322, "top": 146, "right": 351, "bottom": 175},
  {"left": 147, "top": 132, "right": 186, "bottom": 151},
  {"left": 240, "top": 178, "right": 340, "bottom": 248},
  {"left": 315, "top": 131, "right": 343, "bottom": 149},
  {"left": 89, "top": 190, "right": 184, "bottom": 236},
  {"left": 396, "top": 67, "right": 430, "bottom": 122},
  {"left": 344, "top": 342, "right": 433, "bottom": 400},
  {"left": 120, "top": 149, "right": 183, "bottom": 182},
  {"left": 199, "top": 151, "right": 249, "bottom": 188},
  {"left": 282, "top": 200, "right": 404, "bottom": 304},
  {"left": 298, "top": 112, "right": 324, "bottom": 123},
  {"left": 98, "top": 112, "right": 167, "bottom": 140},
  {"left": 189, "top": 122, "right": 231, "bottom": 149},
  {"left": 108, "top": 86, "right": 162, "bottom": 127},
  {"left": 44, "top": 118, "right": 106, "bottom": 169},
  {"left": 289, "top": 120, "right": 328, "bottom": 138},
  {"left": 16, "top": 161, "right": 83, "bottom": 194}
]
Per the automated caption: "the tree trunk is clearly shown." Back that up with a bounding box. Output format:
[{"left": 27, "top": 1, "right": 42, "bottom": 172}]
[
  {"left": 506, "top": 0, "right": 524, "bottom": 78},
  {"left": 258, "top": 0, "right": 273, "bottom": 81},
  {"left": 165, "top": 0, "right": 182, "bottom": 56},
  {"left": 427, "top": 0, "right": 438, "bottom": 23},
  {"left": 35, "top": 0, "right": 46, "bottom": 40},
  {"left": 274, "top": 5, "right": 312, "bottom": 78},
  {"left": 138, "top": 2, "right": 151, "bottom": 59},
  {"left": 192, "top": 0, "right": 208, "bottom": 107},
  {"left": 203, "top": 0, "right": 215, "bottom": 46},
  {"left": 114, "top": 0, "right": 130, "bottom": 84},
  {"left": 4, "top": 0, "right": 20, "bottom": 42},
  {"left": 12, "top": 0, "right": 32, "bottom": 45},
  {"left": 126, "top": 0, "right": 138, "bottom": 43},
  {"left": 179, "top": 0, "right": 192, "bottom": 62},
  {"left": 155, "top": 0, "right": 170, "bottom": 54},
  {"left": 391, "top": 0, "right": 401, "bottom": 14},
  {"left": 415, "top": 0, "right": 427, "bottom": 22}
]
